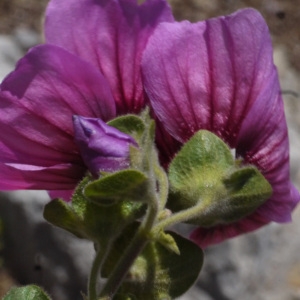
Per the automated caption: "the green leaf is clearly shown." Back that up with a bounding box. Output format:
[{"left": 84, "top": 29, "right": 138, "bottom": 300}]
[
  {"left": 221, "top": 166, "right": 272, "bottom": 222},
  {"left": 155, "top": 231, "right": 180, "bottom": 255},
  {"left": 102, "top": 224, "right": 203, "bottom": 299},
  {"left": 108, "top": 115, "right": 145, "bottom": 140},
  {"left": 84, "top": 169, "right": 149, "bottom": 205},
  {"left": 73, "top": 177, "right": 146, "bottom": 244},
  {"left": 44, "top": 176, "right": 146, "bottom": 244},
  {"left": 168, "top": 130, "right": 234, "bottom": 211},
  {"left": 168, "top": 130, "right": 272, "bottom": 226},
  {"left": 43, "top": 199, "right": 85, "bottom": 239},
  {"left": 3, "top": 285, "right": 51, "bottom": 300}
]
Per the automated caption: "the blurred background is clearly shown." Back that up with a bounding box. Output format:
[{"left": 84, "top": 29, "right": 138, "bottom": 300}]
[{"left": 0, "top": 0, "right": 300, "bottom": 299}]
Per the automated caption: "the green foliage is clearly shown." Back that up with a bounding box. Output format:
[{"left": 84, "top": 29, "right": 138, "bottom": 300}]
[
  {"left": 168, "top": 130, "right": 272, "bottom": 226},
  {"left": 108, "top": 115, "right": 145, "bottom": 142},
  {"left": 44, "top": 176, "right": 146, "bottom": 244},
  {"left": 45, "top": 113, "right": 216, "bottom": 300},
  {"left": 84, "top": 169, "right": 149, "bottom": 205},
  {"left": 3, "top": 285, "right": 51, "bottom": 300},
  {"left": 102, "top": 224, "right": 203, "bottom": 299}
]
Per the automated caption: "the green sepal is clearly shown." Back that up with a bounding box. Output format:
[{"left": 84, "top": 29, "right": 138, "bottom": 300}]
[
  {"left": 155, "top": 231, "right": 180, "bottom": 255},
  {"left": 43, "top": 198, "right": 85, "bottom": 239},
  {"left": 3, "top": 285, "right": 51, "bottom": 300},
  {"left": 222, "top": 166, "right": 272, "bottom": 222},
  {"left": 168, "top": 130, "right": 234, "bottom": 213},
  {"left": 102, "top": 224, "right": 203, "bottom": 299},
  {"left": 44, "top": 176, "right": 146, "bottom": 244},
  {"left": 147, "top": 119, "right": 156, "bottom": 145},
  {"left": 108, "top": 115, "right": 145, "bottom": 141},
  {"left": 168, "top": 130, "right": 272, "bottom": 226},
  {"left": 169, "top": 130, "right": 234, "bottom": 195},
  {"left": 84, "top": 169, "right": 149, "bottom": 205},
  {"left": 129, "top": 145, "right": 143, "bottom": 170},
  {"left": 139, "top": 108, "right": 156, "bottom": 150}
]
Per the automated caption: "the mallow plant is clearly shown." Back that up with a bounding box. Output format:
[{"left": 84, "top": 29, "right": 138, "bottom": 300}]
[{"left": 1, "top": 1, "right": 299, "bottom": 299}]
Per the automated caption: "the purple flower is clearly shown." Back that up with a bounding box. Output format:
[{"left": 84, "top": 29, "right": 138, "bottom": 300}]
[
  {"left": 73, "top": 115, "right": 137, "bottom": 176},
  {"left": 45, "top": 0, "right": 174, "bottom": 115},
  {"left": 0, "top": 0, "right": 173, "bottom": 193},
  {"left": 142, "top": 8, "right": 300, "bottom": 247}
]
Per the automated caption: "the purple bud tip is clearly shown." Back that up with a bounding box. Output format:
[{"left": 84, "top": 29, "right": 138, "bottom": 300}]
[{"left": 73, "top": 115, "right": 137, "bottom": 176}]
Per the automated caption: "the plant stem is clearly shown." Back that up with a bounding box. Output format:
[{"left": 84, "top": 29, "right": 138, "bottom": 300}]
[
  {"left": 99, "top": 195, "right": 159, "bottom": 299},
  {"left": 88, "top": 242, "right": 111, "bottom": 300},
  {"left": 154, "top": 164, "right": 169, "bottom": 210},
  {"left": 99, "top": 227, "right": 149, "bottom": 299},
  {"left": 99, "top": 111, "right": 164, "bottom": 299},
  {"left": 152, "top": 199, "right": 210, "bottom": 234}
]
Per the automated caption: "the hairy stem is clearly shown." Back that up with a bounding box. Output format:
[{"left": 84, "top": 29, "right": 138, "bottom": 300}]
[
  {"left": 152, "top": 199, "right": 210, "bottom": 234},
  {"left": 88, "top": 242, "right": 111, "bottom": 300},
  {"left": 99, "top": 199, "right": 159, "bottom": 298}
]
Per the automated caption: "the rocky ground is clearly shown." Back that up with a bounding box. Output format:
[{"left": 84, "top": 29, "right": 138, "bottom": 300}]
[{"left": 0, "top": 1, "right": 300, "bottom": 299}]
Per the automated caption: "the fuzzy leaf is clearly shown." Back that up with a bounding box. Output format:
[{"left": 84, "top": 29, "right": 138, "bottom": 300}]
[
  {"left": 3, "top": 285, "right": 51, "bottom": 300},
  {"left": 108, "top": 115, "right": 145, "bottom": 141},
  {"left": 103, "top": 224, "right": 203, "bottom": 299},
  {"left": 168, "top": 130, "right": 272, "bottom": 226},
  {"left": 168, "top": 130, "right": 234, "bottom": 212},
  {"left": 45, "top": 176, "right": 145, "bottom": 244},
  {"left": 84, "top": 169, "right": 149, "bottom": 205},
  {"left": 43, "top": 198, "right": 85, "bottom": 239}
]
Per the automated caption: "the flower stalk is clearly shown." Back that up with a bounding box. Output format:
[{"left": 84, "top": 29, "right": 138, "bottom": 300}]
[
  {"left": 98, "top": 227, "right": 149, "bottom": 299},
  {"left": 98, "top": 185, "right": 160, "bottom": 298}
]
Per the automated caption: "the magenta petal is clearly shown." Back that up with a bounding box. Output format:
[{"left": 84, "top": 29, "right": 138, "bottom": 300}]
[
  {"left": 48, "top": 190, "right": 74, "bottom": 202},
  {"left": 155, "top": 118, "right": 182, "bottom": 168},
  {"left": 0, "top": 44, "right": 116, "bottom": 190},
  {"left": 0, "top": 44, "right": 116, "bottom": 160},
  {"left": 0, "top": 162, "right": 85, "bottom": 191},
  {"left": 236, "top": 71, "right": 300, "bottom": 222},
  {"left": 142, "top": 8, "right": 299, "bottom": 241},
  {"left": 1, "top": 44, "right": 116, "bottom": 126},
  {"left": 142, "top": 8, "right": 275, "bottom": 145},
  {"left": 45, "top": 0, "right": 174, "bottom": 114},
  {"left": 190, "top": 213, "right": 270, "bottom": 248},
  {"left": 73, "top": 116, "right": 137, "bottom": 176}
]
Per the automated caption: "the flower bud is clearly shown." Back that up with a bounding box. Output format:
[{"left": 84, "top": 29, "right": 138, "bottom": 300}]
[{"left": 73, "top": 115, "right": 137, "bottom": 176}]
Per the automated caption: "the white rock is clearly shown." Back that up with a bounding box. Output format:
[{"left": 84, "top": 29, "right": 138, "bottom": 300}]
[
  {"left": 0, "top": 35, "right": 23, "bottom": 82},
  {"left": 0, "top": 191, "right": 94, "bottom": 300}
]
